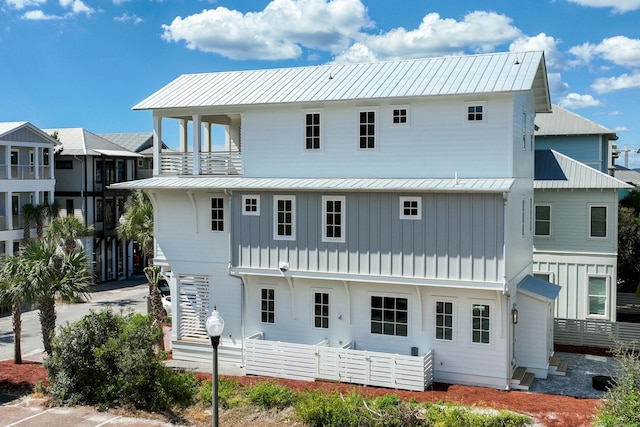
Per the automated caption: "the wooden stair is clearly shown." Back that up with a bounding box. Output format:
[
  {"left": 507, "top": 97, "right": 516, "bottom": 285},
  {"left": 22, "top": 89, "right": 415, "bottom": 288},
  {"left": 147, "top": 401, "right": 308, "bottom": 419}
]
[
  {"left": 510, "top": 367, "right": 535, "bottom": 391},
  {"left": 548, "top": 355, "right": 568, "bottom": 376}
]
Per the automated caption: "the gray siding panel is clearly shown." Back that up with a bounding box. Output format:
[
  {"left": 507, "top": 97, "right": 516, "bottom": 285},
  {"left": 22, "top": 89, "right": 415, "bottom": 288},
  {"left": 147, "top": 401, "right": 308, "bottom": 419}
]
[{"left": 233, "top": 191, "right": 505, "bottom": 283}]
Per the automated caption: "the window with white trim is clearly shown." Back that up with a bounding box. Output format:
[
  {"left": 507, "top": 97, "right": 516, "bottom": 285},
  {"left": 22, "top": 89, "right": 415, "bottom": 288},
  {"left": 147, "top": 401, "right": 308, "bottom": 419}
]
[
  {"left": 534, "top": 204, "right": 551, "bottom": 237},
  {"left": 371, "top": 296, "right": 408, "bottom": 336},
  {"left": 210, "top": 197, "right": 224, "bottom": 231},
  {"left": 467, "top": 103, "right": 485, "bottom": 122},
  {"left": 322, "top": 196, "right": 345, "bottom": 242},
  {"left": 392, "top": 107, "right": 408, "bottom": 125},
  {"left": 589, "top": 205, "right": 607, "bottom": 238},
  {"left": 471, "top": 303, "right": 490, "bottom": 344},
  {"left": 435, "top": 300, "right": 453, "bottom": 341},
  {"left": 359, "top": 110, "right": 376, "bottom": 149},
  {"left": 314, "top": 292, "right": 329, "bottom": 329},
  {"left": 534, "top": 272, "right": 553, "bottom": 282},
  {"left": 242, "top": 195, "right": 260, "bottom": 216},
  {"left": 261, "top": 288, "right": 275, "bottom": 324},
  {"left": 400, "top": 197, "right": 421, "bottom": 220},
  {"left": 587, "top": 276, "right": 608, "bottom": 317},
  {"left": 274, "top": 196, "right": 295, "bottom": 240},
  {"left": 305, "top": 112, "right": 321, "bottom": 150}
]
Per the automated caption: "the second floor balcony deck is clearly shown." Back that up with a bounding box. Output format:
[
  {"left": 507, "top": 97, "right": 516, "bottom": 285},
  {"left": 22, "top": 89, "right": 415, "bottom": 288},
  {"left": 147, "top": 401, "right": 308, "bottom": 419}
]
[
  {"left": 159, "top": 151, "right": 242, "bottom": 176},
  {"left": 0, "top": 164, "right": 52, "bottom": 180}
]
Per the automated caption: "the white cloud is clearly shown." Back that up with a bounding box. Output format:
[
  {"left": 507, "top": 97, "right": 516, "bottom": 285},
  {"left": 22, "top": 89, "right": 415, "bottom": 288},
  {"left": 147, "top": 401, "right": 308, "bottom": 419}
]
[
  {"left": 570, "top": 36, "right": 640, "bottom": 68},
  {"left": 591, "top": 71, "right": 640, "bottom": 93},
  {"left": 547, "top": 72, "right": 570, "bottom": 94},
  {"left": 59, "top": 0, "right": 94, "bottom": 15},
  {"left": 509, "top": 33, "right": 565, "bottom": 72},
  {"left": 114, "top": 12, "right": 142, "bottom": 24},
  {"left": 162, "top": 0, "right": 372, "bottom": 60},
  {"left": 614, "top": 126, "right": 629, "bottom": 132},
  {"left": 333, "top": 11, "right": 521, "bottom": 63},
  {"left": 5, "top": 0, "right": 46, "bottom": 9},
  {"left": 558, "top": 93, "right": 601, "bottom": 109},
  {"left": 566, "top": 0, "right": 640, "bottom": 13},
  {"left": 22, "top": 9, "right": 62, "bottom": 19}
]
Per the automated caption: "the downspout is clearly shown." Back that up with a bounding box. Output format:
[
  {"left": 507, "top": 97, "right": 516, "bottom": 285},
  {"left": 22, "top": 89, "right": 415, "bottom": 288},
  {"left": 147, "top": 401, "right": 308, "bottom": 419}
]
[{"left": 502, "top": 190, "right": 510, "bottom": 390}]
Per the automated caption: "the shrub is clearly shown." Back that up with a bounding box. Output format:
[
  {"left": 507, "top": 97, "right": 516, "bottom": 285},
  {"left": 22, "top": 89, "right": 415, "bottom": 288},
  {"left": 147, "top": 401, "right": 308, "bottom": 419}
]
[
  {"left": 294, "top": 390, "right": 363, "bottom": 427},
  {"left": 246, "top": 381, "right": 299, "bottom": 410},
  {"left": 594, "top": 341, "right": 640, "bottom": 427},
  {"left": 197, "top": 377, "right": 241, "bottom": 409},
  {"left": 45, "top": 307, "right": 197, "bottom": 411}
]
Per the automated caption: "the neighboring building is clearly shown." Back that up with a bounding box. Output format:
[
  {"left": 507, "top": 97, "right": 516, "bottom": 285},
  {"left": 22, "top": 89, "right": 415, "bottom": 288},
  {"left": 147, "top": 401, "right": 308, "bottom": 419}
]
[
  {"left": 100, "top": 132, "right": 170, "bottom": 180},
  {"left": 45, "top": 128, "right": 140, "bottom": 282},
  {"left": 0, "top": 122, "right": 57, "bottom": 257},
  {"left": 613, "top": 164, "right": 640, "bottom": 189},
  {"left": 114, "top": 51, "right": 560, "bottom": 390},
  {"left": 534, "top": 150, "right": 631, "bottom": 322},
  {"left": 535, "top": 104, "right": 618, "bottom": 175}
]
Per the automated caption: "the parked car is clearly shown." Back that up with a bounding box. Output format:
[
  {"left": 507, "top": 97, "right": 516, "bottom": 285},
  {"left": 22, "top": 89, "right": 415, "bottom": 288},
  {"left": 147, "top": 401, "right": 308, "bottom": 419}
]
[{"left": 161, "top": 295, "right": 171, "bottom": 315}]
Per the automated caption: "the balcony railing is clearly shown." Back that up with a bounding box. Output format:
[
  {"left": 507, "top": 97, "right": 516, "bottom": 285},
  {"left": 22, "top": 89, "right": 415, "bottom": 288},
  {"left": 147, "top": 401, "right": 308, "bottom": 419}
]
[
  {"left": 0, "top": 164, "right": 51, "bottom": 179},
  {"left": 160, "top": 151, "right": 242, "bottom": 176},
  {"left": 0, "top": 216, "right": 6, "bottom": 231}
]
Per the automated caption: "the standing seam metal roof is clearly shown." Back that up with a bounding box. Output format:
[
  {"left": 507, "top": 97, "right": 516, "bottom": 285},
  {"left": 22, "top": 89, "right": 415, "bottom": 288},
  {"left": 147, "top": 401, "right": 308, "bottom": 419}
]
[{"left": 133, "top": 51, "right": 550, "bottom": 113}]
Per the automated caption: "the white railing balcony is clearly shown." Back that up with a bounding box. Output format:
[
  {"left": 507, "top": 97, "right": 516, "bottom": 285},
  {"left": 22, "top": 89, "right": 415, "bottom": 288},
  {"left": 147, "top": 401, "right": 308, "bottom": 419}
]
[
  {"left": 0, "top": 215, "right": 6, "bottom": 231},
  {"left": 10, "top": 165, "right": 35, "bottom": 179},
  {"left": 137, "top": 168, "right": 153, "bottom": 179},
  {"left": 0, "top": 164, "right": 7, "bottom": 179},
  {"left": 160, "top": 151, "right": 242, "bottom": 176},
  {"left": 39, "top": 165, "right": 51, "bottom": 179}
]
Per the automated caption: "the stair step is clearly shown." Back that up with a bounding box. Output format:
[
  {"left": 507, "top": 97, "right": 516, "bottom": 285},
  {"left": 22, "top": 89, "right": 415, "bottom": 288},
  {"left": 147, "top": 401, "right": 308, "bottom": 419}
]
[
  {"left": 511, "top": 366, "right": 527, "bottom": 384},
  {"left": 511, "top": 371, "right": 535, "bottom": 391},
  {"left": 549, "top": 361, "right": 568, "bottom": 376},
  {"left": 549, "top": 356, "right": 561, "bottom": 367}
]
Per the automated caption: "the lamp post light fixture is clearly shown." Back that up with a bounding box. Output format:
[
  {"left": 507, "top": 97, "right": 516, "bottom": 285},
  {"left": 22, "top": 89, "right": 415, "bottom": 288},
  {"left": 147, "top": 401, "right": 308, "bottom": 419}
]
[{"left": 205, "top": 307, "right": 225, "bottom": 427}]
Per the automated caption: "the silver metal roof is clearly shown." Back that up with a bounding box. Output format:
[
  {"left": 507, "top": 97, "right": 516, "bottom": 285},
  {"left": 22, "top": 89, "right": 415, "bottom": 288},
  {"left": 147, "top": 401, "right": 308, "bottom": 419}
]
[
  {"left": 613, "top": 165, "right": 640, "bottom": 186},
  {"left": 43, "top": 128, "right": 139, "bottom": 157},
  {"left": 134, "top": 51, "right": 551, "bottom": 113},
  {"left": 110, "top": 176, "right": 515, "bottom": 193},
  {"left": 535, "top": 105, "right": 616, "bottom": 138},
  {"left": 535, "top": 149, "right": 631, "bottom": 190}
]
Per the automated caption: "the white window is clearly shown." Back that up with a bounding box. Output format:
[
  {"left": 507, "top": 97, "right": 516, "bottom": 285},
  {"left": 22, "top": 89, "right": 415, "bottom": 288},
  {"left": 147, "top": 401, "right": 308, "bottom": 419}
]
[
  {"left": 261, "top": 288, "right": 275, "bottom": 324},
  {"left": 210, "top": 197, "right": 224, "bottom": 232},
  {"left": 589, "top": 205, "right": 607, "bottom": 238},
  {"left": 358, "top": 110, "right": 376, "bottom": 149},
  {"left": 435, "top": 300, "right": 454, "bottom": 341},
  {"left": 313, "top": 291, "right": 329, "bottom": 329},
  {"left": 322, "top": 196, "right": 345, "bottom": 243},
  {"left": 471, "top": 303, "right": 491, "bottom": 344},
  {"left": 305, "top": 112, "right": 322, "bottom": 150},
  {"left": 587, "top": 276, "right": 608, "bottom": 318},
  {"left": 274, "top": 196, "right": 295, "bottom": 240},
  {"left": 521, "top": 199, "right": 526, "bottom": 237},
  {"left": 392, "top": 106, "right": 409, "bottom": 125},
  {"left": 400, "top": 197, "right": 421, "bottom": 220},
  {"left": 371, "top": 296, "right": 408, "bottom": 336},
  {"left": 466, "top": 103, "right": 485, "bottom": 122},
  {"left": 242, "top": 195, "right": 260, "bottom": 216},
  {"left": 522, "top": 111, "right": 527, "bottom": 150},
  {"left": 535, "top": 205, "right": 551, "bottom": 237},
  {"left": 534, "top": 272, "right": 554, "bottom": 282}
]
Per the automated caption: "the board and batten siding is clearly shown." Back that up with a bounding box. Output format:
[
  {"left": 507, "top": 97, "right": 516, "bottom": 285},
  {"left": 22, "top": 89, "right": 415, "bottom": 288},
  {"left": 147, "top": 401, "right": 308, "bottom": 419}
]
[
  {"left": 241, "top": 94, "right": 527, "bottom": 179},
  {"left": 533, "top": 252, "right": 617, "bottom": 321},
  {"left": 233, "top": 191, "right": 506, "bottom": 283}
]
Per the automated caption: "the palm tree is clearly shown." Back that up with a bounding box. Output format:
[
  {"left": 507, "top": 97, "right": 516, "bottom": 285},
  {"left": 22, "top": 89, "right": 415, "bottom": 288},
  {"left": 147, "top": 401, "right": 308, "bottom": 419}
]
[
  {"left": 116, "top": 190, "right": 164, "bottom": 325},
  {"left": 116, "top": 190, "right": 154, "bottom": 260},
  {"left": 47, "top": 215, "right": 94, "bottom": 255},
  {"left": 0, "top": 256, "right": 35, "bottom": 364},
  {"left": 21, "top": 203, "right": 39, "bottom": 244},
  {"left": 19, "top": 239, "right": 93, "bottom": 354}
]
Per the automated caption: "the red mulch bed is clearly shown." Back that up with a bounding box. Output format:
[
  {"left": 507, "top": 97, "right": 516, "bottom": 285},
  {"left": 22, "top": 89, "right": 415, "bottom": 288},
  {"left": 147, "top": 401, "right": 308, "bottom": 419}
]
[{"left": 1, "top": 344, "right": 608, "bottom": 427}]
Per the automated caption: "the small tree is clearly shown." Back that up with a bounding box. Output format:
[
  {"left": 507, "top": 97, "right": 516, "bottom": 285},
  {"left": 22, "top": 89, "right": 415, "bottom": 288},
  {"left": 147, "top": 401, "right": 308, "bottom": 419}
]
[
  {"left": 18, "top": 239, "right": 93, "bottom": 354},
  {"left": 47, "top": 215, "right": 94, "bottom": 255}
]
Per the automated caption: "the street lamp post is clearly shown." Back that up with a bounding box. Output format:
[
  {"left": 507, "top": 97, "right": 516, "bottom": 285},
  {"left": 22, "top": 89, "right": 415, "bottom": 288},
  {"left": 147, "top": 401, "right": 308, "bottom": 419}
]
[{"left": 205, "top": 307, "right": 225, "bottom": 427}]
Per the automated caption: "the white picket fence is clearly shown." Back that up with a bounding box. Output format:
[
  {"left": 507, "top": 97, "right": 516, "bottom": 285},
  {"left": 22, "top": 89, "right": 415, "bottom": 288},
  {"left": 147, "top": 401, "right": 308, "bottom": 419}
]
[{"left": 244, "top": 333, "right": 433, "bottom": 392}]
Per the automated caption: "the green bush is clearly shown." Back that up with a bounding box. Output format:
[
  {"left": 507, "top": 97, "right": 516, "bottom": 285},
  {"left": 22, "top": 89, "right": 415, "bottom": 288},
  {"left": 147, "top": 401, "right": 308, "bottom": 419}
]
[
  {"left": 594, "top": 342, "right": 640, "bottom": 427},
  {"left": 246, "top": 381, "right": 299, "bottom": 410},
  {"left": 45, "top": 308, "right": 197, "bottom": 411},
  {"left": 197, "top": 377, "right": 241, "bottom": 409},
  {"left": 294, "top": 390, "right": 364, "bottom": 427}
]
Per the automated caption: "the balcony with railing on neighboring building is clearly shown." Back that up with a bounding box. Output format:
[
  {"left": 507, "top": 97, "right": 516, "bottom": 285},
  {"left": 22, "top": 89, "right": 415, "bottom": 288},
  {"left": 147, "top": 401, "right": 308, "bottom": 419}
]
[
  {"left": 159, "top": 151, "right": 242, "bottom": 176},
  {"left": 0, "top": 215, "right": 6, "bottom": 231}
]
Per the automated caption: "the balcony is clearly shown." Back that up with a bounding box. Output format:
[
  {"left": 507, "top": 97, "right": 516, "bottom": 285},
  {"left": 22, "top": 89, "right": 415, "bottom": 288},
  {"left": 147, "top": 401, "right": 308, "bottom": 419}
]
[
  {"left": 160, "top": 151, "right": 242, "bottom": 176},
  {"left": 0, "top": 164, "right": 51, "bottom": 179}
]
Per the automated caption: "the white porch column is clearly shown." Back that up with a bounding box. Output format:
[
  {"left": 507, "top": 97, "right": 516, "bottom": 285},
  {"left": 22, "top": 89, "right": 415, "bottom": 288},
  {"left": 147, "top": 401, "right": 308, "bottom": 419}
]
[
  {"left": 179, "top": 119, "right": 188, "bottom": 152},
  {"left": 48, "top": 146, "right": 54, "bottom": 180},
  {"left": 34, "top": 148, "right": 40, "bottom": 180},
  {"left": 192, "top": 115, "right": 201, "bottom": 175},
  {"left": 153, "top": 114, "right": 162, "bottom": 176},
  {"left": 3, "top": 145, "right": 10, "bottom": 180},
  {"left": 204, "top": 122, "right": 212, "bottom": 152},
  {"left": 5, "top": 192, "right": 12, "bottom": 230}
]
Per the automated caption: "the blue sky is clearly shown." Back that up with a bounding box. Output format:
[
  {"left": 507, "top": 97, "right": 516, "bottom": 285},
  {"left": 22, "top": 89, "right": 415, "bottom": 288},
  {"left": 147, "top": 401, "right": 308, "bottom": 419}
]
[{"left": 2, "top": 0, "right": 640, "bottom": 167}]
